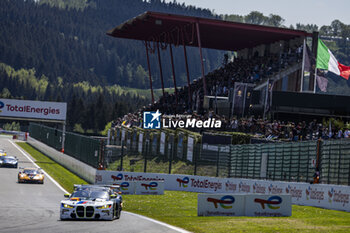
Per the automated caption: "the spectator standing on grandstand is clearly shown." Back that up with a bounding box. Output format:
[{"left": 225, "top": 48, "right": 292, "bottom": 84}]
[{"left": 344, "top": 128, "right": 350, "bottom": 138}]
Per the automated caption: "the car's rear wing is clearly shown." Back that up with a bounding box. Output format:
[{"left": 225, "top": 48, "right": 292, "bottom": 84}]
[{"left": 73, "top": 184, "right": 120, "bottom": 191}]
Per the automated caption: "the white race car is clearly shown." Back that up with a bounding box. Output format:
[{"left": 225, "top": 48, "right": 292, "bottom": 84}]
[{"left": 60, "top": 185, "right": 122, "bottom": 220}]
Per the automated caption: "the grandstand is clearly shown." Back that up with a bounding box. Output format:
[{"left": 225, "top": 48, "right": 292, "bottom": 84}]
[{"left": 107, "top": 12, "right": 350, "bottom": 134}]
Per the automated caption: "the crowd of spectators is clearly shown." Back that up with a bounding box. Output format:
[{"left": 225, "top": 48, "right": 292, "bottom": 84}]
[
  {"left": 111, "top": 44, "right": 350, "bottom": 142},
  {"left": 113, "top": 111, "right": 350, "bottom": 142},
  {"left": 149, "top": 46, "right": 302, "bottom": 115}
]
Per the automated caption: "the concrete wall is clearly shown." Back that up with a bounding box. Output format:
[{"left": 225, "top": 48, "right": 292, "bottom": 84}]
[{"left": 27, "top": 137, "right": 96, "bottom": 183}]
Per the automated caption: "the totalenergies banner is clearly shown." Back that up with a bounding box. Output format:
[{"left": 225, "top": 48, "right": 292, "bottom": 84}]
[
  {"left": 197, "top": 194, "right": 291, "bottom": 217},
  {"left": 95, "top": 171, "right": 350, "bottom": 212},
  {"left": 0, "top": 99, "right": 67, "bottom": 121}
]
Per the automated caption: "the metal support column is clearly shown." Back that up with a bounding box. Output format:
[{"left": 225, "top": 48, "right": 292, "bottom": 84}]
[
  {"left": 300, "top": 37, "right": 306, "bottom": 92},
  {"left": 169, "top": 44, "right": 178, "bottom": 103},
  {"left": 182, "top": 30, "right": 192, "bottom": 106},
  {"left": 145, "top": 41, "right": 155, "bottom": 103},
  {"left": 196, "top": 22, "right": 207, "bottom": 95},
  {"left": 61, "top": 121, "right": 66, "bottom": 153},
  {"left": 309, "top": 31, "right": 319, "bottom": 93},
  {"left": 156, "top": 42, "right": 165, "bottom": 97}
]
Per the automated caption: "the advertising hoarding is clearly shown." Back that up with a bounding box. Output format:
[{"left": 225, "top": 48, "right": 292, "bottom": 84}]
[
  {"left": 245, "top": 194, "right": 292, "bottom": 217},
  {"left": 135, "top": 181, "right": 164, "bottom": 195},
  {"left": 0, "top": 98, "right": 66, "bottom": 121},
  {"left": 198, "top": 194, "right": 245, "bottom": 216}
]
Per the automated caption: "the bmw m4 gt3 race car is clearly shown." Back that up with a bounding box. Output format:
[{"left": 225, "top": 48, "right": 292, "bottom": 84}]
[
  {"left": 0, "top": 156, "right": 18, "bottom": 168},
  {"left": 18, "top": 168, "right": 44, "bottom": 184},
  {"left": 60, "top": 185, "right": 123, "bottom": 221}
]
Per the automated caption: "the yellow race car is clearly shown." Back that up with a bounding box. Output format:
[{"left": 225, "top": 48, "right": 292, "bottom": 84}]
[
  {"left": 18, "top": 168, "right": 44, "bottom": 184},
  {"left": 0, "top": 149, "right": 7, "bottom": 156}
]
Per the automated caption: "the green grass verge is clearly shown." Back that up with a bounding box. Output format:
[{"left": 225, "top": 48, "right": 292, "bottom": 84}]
[
  {"left": 16, "top": 142, "right": 88, "bottom": 193},
  {"left": 107, "top": 155, "right": 218, "bottom": 177},
  {"left": 16, "top": 142, "right": 350, "bottom": 232},
  {"left": 124, "top": 191, "right": 350, "bottom": 233}
]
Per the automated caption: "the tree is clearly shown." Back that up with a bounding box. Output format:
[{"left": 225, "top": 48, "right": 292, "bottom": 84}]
[
  {"left": 267, "top": 14, "right": 285, "bottom": 27},
  {"left": 244, "top": 11, "right": 267, "bottom": 25}
]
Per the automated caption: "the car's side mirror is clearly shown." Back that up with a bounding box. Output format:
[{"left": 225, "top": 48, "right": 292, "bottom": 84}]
[
  {"left": 110, "top": 194, "right": 117, "bottom": 199},
  {"left": 64, "top": 193, "right": 70, "bottom": 198}
]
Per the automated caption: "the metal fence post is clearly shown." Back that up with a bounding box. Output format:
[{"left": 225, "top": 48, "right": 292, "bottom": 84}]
[
  {"left": 144, "top": 140, "right": 148, "bottom": 173},
  {"left": 216, "top": 146, "right": 220, "bottom": 177},
  {"left": 193, "top": 143, "right": 198, "bottom": 176},
  {"left": 120, "top": 140, "right": 124, "bottom": 171},
  {"left": 228, "top": 145, "right": 232, "bottom": 178},
  {"left": 168, "top": 141, "right": 173, "bottom": 174}
]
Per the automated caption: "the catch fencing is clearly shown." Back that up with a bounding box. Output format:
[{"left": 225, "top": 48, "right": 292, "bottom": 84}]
[
  {"left": 29, "top": 123, "right": 101, "bottom": 168},
  {"left": 29, "top": 124, "right": 350, "bottom": 185},
  {"left": 108, "top": 126, "right": 350, "bottom": 185}
]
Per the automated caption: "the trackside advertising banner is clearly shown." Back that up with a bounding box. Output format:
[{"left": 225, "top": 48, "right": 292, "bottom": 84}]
[
  {"left": 0, "top": 98, "right": 67, "bottom": 121},
  {"left": 135, "top": 181, "right": 164, "bottom": 195},
  {"left": 95, "top": 171, "right": 350, "bottom": 212},
  {"left": 197, "top": 194, "right": 291, "bottom": 217},
  {"left": 198, "top": 194, "right": 245, "bottom": 216},
  {"left": 245, "top": 194, "right": 291, "bottom": 217}
]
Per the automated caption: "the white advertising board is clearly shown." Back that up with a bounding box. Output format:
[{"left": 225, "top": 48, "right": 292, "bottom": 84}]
[
  {"left": 160, "top": 132, "right": 165, "bottom": 155},
  {"left": 0, "top": 98, "right": 67, "bottom": 121},
  {"left": 138, "top": 133, "right": 143, "bottom": 153},
  {"left": 95, "top": 171, "right": 350, "bottom": 212},
  {"left": 245, "top": 194, "right": 292, "bottom": 217},
  {"left": 187, "top": 137, "right": 194, "bottom": 162},
  {"left": 198, "top": 194, "right": 245, "bottom": 216},
  {"left": 135, "top": 181, "right": 164, "bottom": 195}
]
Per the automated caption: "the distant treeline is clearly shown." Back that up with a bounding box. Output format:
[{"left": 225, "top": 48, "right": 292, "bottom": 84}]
[
  {"left": 0, "top": 63, "right": 149, "bottom": 133},
  {"left": 0, "top": 0, "right": 223, "bottom": 89},
  {"left": 1, "top": 0, "right": 350, "bottom": 133}
]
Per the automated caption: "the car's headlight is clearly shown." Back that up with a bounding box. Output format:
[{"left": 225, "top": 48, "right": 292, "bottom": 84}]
[
  {"left": 62, "top": 203, "right": 74, "bottom": 208},
  {"left": 20, "top": 174, "right": 26, "bottom": 177},
  {"left": 96, "top": 204, "right": 112, "bottom": 209}
]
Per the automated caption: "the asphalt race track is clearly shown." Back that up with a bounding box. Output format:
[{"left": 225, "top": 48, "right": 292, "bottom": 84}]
[{"left": 0, "top": 136, "right": 187, "bottom": 233}]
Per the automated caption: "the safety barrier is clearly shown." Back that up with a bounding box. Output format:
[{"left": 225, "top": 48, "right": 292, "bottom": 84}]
[
  {"left": 27, "top": 136, "right": 97, "bottom": 183},
  {"left": 95, "top": 170, "right": 350, "bottom": 212},
  {"left": 29, "top": 123, "right": 101, "bottom": 168}
]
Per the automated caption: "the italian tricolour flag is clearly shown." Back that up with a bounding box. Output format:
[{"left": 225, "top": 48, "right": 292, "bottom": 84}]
[{"left": 316, "top": 39, "right": 350, "bottom": 80}]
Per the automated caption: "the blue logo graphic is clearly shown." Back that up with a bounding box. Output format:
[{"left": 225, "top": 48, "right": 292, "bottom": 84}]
[
  {"left": 143, "top": 110, "right": 161, "bottom": 129},
  {"left": 0, "top": 101, "right": 4, "bottom": 113}
]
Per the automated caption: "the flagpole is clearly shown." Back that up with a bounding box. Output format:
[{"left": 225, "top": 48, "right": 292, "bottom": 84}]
[
  {"left": 312, "top": 33, "right": 319, "bottom": 93},
  {"left": 300, "top": 37, "right": 306, "bottom": 92},
  {"left": 313, "top": 65, "right": 318, "bottom": 93}
]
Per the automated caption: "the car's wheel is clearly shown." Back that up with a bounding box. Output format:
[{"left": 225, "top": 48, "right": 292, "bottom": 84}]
[{"left": 116, "top": 205, "right": 121, "bottom": 219}]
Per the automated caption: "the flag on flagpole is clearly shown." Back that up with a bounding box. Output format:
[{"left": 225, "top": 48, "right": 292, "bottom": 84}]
[{"left": 316, "top": 39, "right": 350, "bottom": 80}]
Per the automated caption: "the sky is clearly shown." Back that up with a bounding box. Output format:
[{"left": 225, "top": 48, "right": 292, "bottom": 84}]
[{"left": 164, "top": 0, "right": 350, "bottom": 27}]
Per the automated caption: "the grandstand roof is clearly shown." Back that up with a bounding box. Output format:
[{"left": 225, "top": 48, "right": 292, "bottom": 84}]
[{"left": 107, "top": 11, "right": 312, "bottom": 51}]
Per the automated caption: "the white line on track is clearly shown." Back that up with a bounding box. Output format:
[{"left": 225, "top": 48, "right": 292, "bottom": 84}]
[
  {"left": 9, "top": 139, "right": 191, "bottom": 233},
  {"left": 8, "top": 139, "right": 69, "bottom": 194},
  {"left": 124, "top": 212, "right": 191, "bottom": 233}
]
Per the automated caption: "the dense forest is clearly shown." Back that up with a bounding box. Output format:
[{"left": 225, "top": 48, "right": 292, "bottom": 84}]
[
  {"left": 1, "top": 0, "right": 349, "bottom": 133},
  {"left": 0, "top": 0, "right": 223, "bottom": 89}
]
